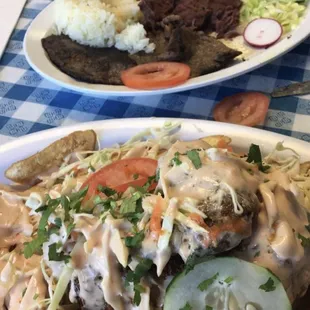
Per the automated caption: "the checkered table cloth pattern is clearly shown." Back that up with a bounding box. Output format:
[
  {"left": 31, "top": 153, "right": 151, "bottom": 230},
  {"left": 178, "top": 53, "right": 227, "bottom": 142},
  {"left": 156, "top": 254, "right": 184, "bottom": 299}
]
[{"left": 0, "top": 0, "right": 310, "bottom": 145}]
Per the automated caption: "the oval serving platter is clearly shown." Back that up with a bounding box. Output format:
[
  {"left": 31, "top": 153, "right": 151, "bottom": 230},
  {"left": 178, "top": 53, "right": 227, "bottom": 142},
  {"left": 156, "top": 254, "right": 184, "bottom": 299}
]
[{"left": 23, "top": 2, "right": 310, "bottom": 96}]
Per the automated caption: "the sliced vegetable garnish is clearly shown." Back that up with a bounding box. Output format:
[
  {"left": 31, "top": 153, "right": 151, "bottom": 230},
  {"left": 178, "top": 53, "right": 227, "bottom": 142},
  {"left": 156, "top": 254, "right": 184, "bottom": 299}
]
[
  {"left": 246, "top": 143, "right": 270, "bottom": 172},
  {"left": 213, "top": 92, "right": 270, "bottom": 127},
  {"left": 121, "top": 62, "right": 191, "bottom": 90},
  {"left": 244, "top": 18, "right": 282, "bottom": 48},
  {"left": 164, "top": 257, "right": 291, "bottom": 310},
  {"left": 259, "top": 277, "right": 276, "bottom": 292},
  {"left": 124, "top": 230, "right": 145, "bottom": 248},
  {"left": 171, "top": 152, "right": 182, "bottom": 166},
  {"left": 179, "top": 302, "right": 192, "bottom": 310},
  {"left": 48, "top": 243, "right": 70, "bottom": 263},
  {"left": 187, "top": 150, "right": 202, "bottom": 169},
  {"left": 82, "top": 158, "right": 158, "bottom": 201},
  {"left": 297, "top": 233, "right": 310, "bottom": 247}
]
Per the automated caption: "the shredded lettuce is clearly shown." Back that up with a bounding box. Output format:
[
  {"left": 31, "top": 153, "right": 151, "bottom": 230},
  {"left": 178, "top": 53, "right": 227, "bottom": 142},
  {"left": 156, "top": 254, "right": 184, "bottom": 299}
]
[{"left": 240, "top": 0, "right": 308, "bottom": 33}]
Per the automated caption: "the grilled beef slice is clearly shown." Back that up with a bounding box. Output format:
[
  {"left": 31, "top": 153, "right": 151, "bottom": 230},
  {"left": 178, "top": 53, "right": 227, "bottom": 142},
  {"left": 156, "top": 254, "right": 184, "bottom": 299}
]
[{"left": 42, "top": 35, "right": 136, "bottom": 85}]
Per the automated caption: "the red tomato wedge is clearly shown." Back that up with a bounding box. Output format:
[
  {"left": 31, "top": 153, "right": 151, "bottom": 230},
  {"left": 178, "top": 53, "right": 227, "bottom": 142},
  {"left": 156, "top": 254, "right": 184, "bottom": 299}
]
[
  {"left": 121, "top": 62, "right": 191, "bottom": 90},
  {"left": 213, "top": 92, "right": 270, "bottom": 127},
  {"left": 82, "top": 158, "right": 158, "bottom": 201}
]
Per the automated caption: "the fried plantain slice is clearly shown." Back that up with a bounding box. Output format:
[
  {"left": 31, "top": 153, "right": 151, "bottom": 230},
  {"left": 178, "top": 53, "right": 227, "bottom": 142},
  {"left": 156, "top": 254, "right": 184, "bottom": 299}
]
[{"left": 5, "top": 130, "right": 97, "bottom": 184}]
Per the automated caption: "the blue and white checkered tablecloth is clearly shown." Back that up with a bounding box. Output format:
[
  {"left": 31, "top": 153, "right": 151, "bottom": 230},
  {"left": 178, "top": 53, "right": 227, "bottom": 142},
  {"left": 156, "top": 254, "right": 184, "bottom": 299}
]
[{"left": 1, "top": 0, "right": 310, "bottom": 145}]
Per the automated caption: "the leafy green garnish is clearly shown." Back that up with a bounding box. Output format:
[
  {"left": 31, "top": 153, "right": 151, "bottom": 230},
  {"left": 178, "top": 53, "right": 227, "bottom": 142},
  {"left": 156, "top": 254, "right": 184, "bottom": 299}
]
[
  {"left": 179, "top": 302, "right": 192, "bottom": 310},
  {"left": 224, "top": 276, "right": 234, "bottom": 284},
  {"left": 24, "top": 233, "right": 48, "bottom": 258},
  {"left": 60, "top": 196, "right": 70, "bottom": 222},
  {"left": 246, "top": 144, "right": 270, "bottom": 172},
  {"left": 133, "top": 283, "right": 145, "bottom": 306},
  {"left": 259, "top": 277, "right": 276, "bottom": 292},
  {"left": 54, "top": 218, "right": 62, "bottom": 228},
  {"left": 124, "top": 230, "right": 145, "bottom": 248},
  {"left": 66, "top": 223, "right": 75, "bottom": 235},
  {"left": 48, "top": 243, "right": 70, "bottom": 263},
  {"left": 120, "top": 192, "right": 143, "bottom": 214},
  {"left": 198, "top": 273, "right": 219, "bottom": 291},
  {"left": 297, "top": 233, "right": 310, "bottom": 247},
  {"left": 156, "top": 169, "right": 160, "bottom": 182},
  {"left": 206, "top": 306, "right": 213, "bottom": 310},
  {"left": 171, "top": 152, "right": 182, "bottom": 166},
  {"left": 133, "top": 173, "right": 139, "bottom": 180},
  {"left": 184, "top": 254, "right": 197, "bottom": 275},
  {"left": 98, "top": 185, "right": 117, "bottom": 197},
  {"left": 125, "top": 258, "right": 153, "bottom": 306},
  {"left": 67, "top": 186, "right": 89, "bottom": 212},
  {"left": 187, "top": 150, "right": 202, "bottom": 169},
  {"left": 33, "top": 293, "right": 39, "bottom": 300}
]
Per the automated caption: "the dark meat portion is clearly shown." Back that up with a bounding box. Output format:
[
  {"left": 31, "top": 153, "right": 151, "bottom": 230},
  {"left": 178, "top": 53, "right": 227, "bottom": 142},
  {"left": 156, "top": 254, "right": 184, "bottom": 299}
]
[
  {"left": 173, "top": 0, "right": 211, "bottom": 29},
  {"left": 208, "top": 0, "right": 242, "bottom": 38},
  {"left": 139, "top": 0, "right": 175, "bottom": 30},
  {"left": 130, "top": 25, "right": 241, "bottom": 78},
  {"left": 139, "top": 0, "right": 242, "bottom": 37},
  {"left": 42, "top": 35, "right": 136, "bottom": 85}
]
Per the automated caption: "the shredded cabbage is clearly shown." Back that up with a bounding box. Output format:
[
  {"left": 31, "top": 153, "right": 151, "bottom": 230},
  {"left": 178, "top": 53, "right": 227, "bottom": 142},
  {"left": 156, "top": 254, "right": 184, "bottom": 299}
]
[{"left": 240, "top": 0, "right": 308, "bottom": 33}]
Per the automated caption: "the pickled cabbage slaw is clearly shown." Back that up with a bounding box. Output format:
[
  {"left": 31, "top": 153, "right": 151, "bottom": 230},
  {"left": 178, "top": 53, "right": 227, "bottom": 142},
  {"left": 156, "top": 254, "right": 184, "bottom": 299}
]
[
  {"left": 240, "top": 0, "right": 309, "bottom": 33},
  {"left": 1, "top": 123, "right": 310, "bottom": 310}
]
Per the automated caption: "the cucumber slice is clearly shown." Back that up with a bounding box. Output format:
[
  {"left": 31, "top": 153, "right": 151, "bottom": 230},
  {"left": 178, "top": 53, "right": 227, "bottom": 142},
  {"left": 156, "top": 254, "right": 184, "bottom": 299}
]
[{"left": 164, "top": 257, "right": 291, "bottom": 310}]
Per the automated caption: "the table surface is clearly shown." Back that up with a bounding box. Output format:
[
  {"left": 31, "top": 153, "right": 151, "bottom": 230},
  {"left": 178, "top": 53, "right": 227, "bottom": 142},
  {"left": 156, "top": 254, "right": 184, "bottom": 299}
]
[{"left": 0, "top": 0, "right": 310, "bottom": 145}]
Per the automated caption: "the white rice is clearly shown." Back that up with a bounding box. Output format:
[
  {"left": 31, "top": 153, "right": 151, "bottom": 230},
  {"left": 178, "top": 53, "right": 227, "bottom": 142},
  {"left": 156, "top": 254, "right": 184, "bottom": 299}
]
[
  {"left": 115, "top": 23, "right": 155, "bottom": 54},
  {"left": 54, "top": 0, "right": 155, "bottom": 54}
]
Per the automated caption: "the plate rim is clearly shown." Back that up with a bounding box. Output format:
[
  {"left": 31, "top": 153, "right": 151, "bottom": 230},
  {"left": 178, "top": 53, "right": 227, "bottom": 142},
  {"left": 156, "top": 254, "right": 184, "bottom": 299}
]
[
  {"left": 23, "top": 2, "right": 310, "bottom": 96},
  {"left": 1, "top": 117, "right": 309, "bottom": 153}
]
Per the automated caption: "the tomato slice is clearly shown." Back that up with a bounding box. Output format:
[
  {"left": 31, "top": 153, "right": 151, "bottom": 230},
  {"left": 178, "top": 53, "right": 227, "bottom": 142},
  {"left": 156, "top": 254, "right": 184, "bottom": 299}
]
[
  {"left": 82, "top": 158, "right": 158, "bottom": 201},
  {"left": 121, "top": 62, "right": 191, "bottom": 90},
  {"left": 213, "top": 92, "right": 270, "bottom": 127}
]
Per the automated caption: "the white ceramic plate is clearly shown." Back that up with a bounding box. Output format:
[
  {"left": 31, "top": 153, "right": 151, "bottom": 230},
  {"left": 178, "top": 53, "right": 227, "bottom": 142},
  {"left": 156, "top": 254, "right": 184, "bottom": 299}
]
[
  {"left": 23, "top": 2, "right": 310, "bottom": 97},
  {"left": 0, "top": 118, "right": 309, "bottom": 184}
]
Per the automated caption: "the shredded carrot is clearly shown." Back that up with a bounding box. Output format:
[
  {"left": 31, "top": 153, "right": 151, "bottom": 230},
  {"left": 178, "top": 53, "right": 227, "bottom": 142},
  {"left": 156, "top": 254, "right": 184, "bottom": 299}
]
[
  {"left": 188, "top": 213, "right": 206, "bottom": 227},
  {"left": 150, "top": 196, "right": 163, "bottom": 239},
  {"left": 217, "top": 139, "right": 233, "bottom": 152}
]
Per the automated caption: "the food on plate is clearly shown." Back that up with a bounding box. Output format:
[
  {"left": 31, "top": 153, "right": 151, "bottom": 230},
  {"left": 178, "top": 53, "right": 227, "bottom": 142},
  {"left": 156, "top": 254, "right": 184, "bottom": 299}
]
[
  {"left": 213, "top": 91, "right": 270, "bottom": 126},
  {"left": 42, "top": 35, "right": 137, "bottom": 85},
  {"left": 1, "top": 122, "right": 310, "bottom": 309},
  {"left": 164, "top": 257, "right": 291, "bottom": 310},
  {"left": 5, "top": 129, "right": 96, "bottom": 184},
  {"left": 241, "top": 0, "right": 308, "bottom": 34},
  {"left": 121, "top": 62, "right": 191, "bottom": 89},
  {"left": 243, "top": 18, "right": 283, "bottom": 48},
  {"left": 40, "top": 0, "right": 309, "bottom": 89}
]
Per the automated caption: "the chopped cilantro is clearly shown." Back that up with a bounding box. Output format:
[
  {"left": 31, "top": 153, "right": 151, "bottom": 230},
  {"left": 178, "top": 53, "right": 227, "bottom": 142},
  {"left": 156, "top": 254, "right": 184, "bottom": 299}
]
[
  {"left": 156, "top": 169, "right": 160, "bottom": 182},
  {"left": 224, "top": 276, "right": 234, "bottom": 284},
  {"left": 187, "top": 150, "right": 202, "bottom": 169},
  {"left": 68, "top": 186, "right": 89, "bottom": 212},
  {"left": 120, "top": 192, "right": 143, "bottom": 214},
  {"left": 171, "top": 152, "right": 182, "bottom": 166},
  {"left": 198, "top": 273, "right": 219, "bottom": 291},
  {"left": 179, "top": 302, "right": 192, "bottom": 310},
  {"left": 33, "top": 293, "right": 39, "bottom": 300},
  {"left": 206, "top": 306, "right": 213, "bottom": 310},
  {"left": 125, "top": 230, "right": 145, "bottom": 248},
  {"left": 66, "top": 223, "right": 75, "bottom": 235},
  {"left": 35, "top": 205, "right": 47, "bottom": 213},
  {"left": 54, "top": 217, "right": 62, "bottom": 228},
  {"left": 246, "top": 144, "right": 270, "bottom": 173},
  {"left": 24, "top": 233, "right": 48, "bottom": 258},
  {"left": 125, "top": 258, "right": 153, "bottom": 306},
  {"left": 133, "top": 173, "right": 139, "bottom": 180},
  {"left": 259, "top": 277, "right": 276, "bottom": 292},
  {"left": 98, "top": 185, "right": 117, "bottom": 197},
  {"left": 133, "top": 284, "right": 145, "bottom": 306},
  {"left": 297, "top": 233, "right": 310, "bottom": 247},
  {"left": 60, "top": 196, "right": 70, "bottom": 222},
  {"left": 184, "top": 254, "right": 197, "bottom": 275},
  {"left": 48, "top": 243, "right": 70, "bottom": 263}
]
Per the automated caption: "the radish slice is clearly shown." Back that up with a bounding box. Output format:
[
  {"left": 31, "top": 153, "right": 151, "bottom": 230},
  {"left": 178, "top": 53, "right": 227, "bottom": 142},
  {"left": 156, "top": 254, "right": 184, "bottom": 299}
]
[{"left": 244, "top": 18, "right": 283, "bottom": 48}]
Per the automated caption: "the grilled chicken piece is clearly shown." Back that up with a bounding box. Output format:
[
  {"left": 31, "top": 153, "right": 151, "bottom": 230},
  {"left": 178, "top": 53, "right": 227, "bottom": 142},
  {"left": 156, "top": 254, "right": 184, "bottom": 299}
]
[{"left": 5, "top": 130, "right": 96, "bottom": 184}]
